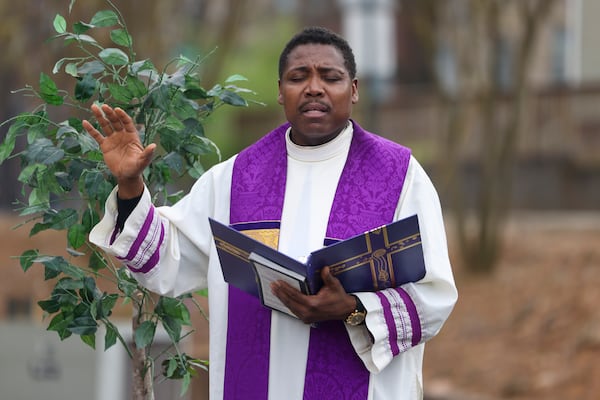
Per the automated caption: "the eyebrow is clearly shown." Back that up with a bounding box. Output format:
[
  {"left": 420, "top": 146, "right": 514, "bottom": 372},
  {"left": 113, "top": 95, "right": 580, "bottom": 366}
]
[{"left": 286, "top": 65, "right": 347, "bottom": 75}]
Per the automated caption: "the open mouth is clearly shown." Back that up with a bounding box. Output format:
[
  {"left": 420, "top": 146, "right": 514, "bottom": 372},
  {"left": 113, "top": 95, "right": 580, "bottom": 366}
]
[{"left": 301, "top": 102, "right": 329, "bottom": 117}]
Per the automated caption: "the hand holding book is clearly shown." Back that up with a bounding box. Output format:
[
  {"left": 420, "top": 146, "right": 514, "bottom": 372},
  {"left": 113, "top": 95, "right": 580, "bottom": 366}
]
[{"left": 209, "top": 214, "right": 426, "bottom": 319}]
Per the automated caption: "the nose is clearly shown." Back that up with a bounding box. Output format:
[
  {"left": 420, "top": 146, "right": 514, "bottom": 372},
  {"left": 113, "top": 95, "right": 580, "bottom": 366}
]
[{"left": 304, "top": 75, "right": 324, "bottom": 96}]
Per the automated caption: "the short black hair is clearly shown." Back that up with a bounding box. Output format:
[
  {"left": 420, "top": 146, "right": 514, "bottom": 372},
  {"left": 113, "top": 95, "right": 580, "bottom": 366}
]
[{"left": 278, "top": 26, "right": 357, "bottom": 79}]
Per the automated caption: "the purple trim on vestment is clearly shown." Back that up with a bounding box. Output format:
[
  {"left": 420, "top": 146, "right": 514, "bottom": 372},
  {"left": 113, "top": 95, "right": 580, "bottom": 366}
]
[
  {"left": 396, "top": 287, "right": 422, "bottom": 347},
  {"left": 226, "top": 120, "right": 411, "bottom": 399},
  {"left": 109, "top": 226, "right": 119, "bottom": 245},
  {"left": 133, "top": 223, "right": 165, "bottom": 273},
  {"left": 224, "top": 123, "right": 289, "bottom": 400},
  {"left": 112, "top": 206, "right": 165, "bottom": 274},
  {"left": 376, "top": 291, "right": 401, "bottom": 356},
  {"left": 123, "top": 206, "right": 155, "bottom": 261},
  {"left": 303, "top": 121, "right": 411, "bottom": 399}
]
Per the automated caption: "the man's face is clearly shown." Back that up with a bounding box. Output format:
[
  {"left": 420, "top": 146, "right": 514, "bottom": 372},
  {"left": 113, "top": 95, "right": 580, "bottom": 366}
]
[{"left": 278, "top": 44, "right": 359, "bottom": 146}]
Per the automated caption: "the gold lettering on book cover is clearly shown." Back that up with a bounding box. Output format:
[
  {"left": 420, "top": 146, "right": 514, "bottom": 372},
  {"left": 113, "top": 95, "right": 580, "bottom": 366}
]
[{"left": 214, "top": 237, "right": 249, "bottom": 262}]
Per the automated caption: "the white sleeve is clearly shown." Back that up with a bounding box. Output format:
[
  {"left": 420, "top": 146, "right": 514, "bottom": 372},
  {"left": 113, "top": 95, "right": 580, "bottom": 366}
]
[
  {"left": 346, "top": 156, "right": 458, "bottom": 373},
  {"left": 89, "top": 157, "right": 235, "bottom": 297}
]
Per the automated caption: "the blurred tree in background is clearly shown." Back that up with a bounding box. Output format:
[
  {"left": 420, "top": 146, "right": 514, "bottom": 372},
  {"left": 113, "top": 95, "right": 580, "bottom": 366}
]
[{"left": 403, "top": 0, "right": 559, "bottom": 273}]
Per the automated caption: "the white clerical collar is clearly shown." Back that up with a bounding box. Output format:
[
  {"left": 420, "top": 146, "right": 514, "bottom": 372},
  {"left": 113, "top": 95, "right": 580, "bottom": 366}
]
[{"left": 285, "top": 121, "right": 353, "bottom": 162}]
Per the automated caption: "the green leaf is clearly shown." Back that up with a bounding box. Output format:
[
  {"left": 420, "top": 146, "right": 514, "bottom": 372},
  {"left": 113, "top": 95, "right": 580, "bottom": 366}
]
[
  {"left": 110, "top": 28, "right": 132, "bottom": 47},
  {"left": 52, "top": 58, "right": 67, "bottom": 74},
  {"left": 181, "top": 373, "right": 192, "bottom": 396},
  {"left": 35, "top": 255, "right": 86, "bottom": 280},
  {"left": 25, "top": 138, "right": 64, "bottom": 165},
  {"left": 67, "top": 224, "right": 87, "bottom": 249},
  {"left": 47, "top": 312, "right": 73, "bottom": 340},
  {"left": 38, "top": 298, "right": 60, "bottom": 314},
  {"left": 65, "top": 62, "right": 79, "bottom": 77},
  {"left": 90, "top": 10, "right": 119, "bottom": 27},
  {"left": 99, "top": 48, "right": 129, "bottom": 66},
  {"left": 0, "top": 118, "right": 25, "bottom": 164},
  {"left": 148, "top": 84, "right": 172, "bottom": 113},
  {"left": 157, "top": 297, "right": 191, "bottom": 326},
  {"left": 161, "top": 316, "right": 182, "bottom": 343},
  {"left": 117, "top": 268, "right": 139, "bottom": 297},
  {"left": 56, "top": 123, "right": 78, "bottom": 138},
  {"left": 20, "top": 249, "right": 39, "bottom": 272},
  {"left": 55, "top": 277, "right": 85, "bottom": 291},
  {"left": 74, "top": 34, "right": 97, "bottom": 45},
  {"left": 183, "top": 135, "right": 214, "bottom": 156},
  {"left": 78, "top": 60, "right": 105, "bottom": 75},
  {"left": 82, "top": 208, "right": 99, "bottom": 232},
  {"left": 82, "top": 170, "right": 113, "bottom": 202},
  {"left": 97, "top": 293, "right": 118, "bottom": 319},
  {"left": 134, "top": 320, "right": 156, "bottom": 348},
  {"left": 104, "top": 324, "right": 118, "bottom": 350},
  {"left": 44, "top": 208, "right": 79, "bottom": 230},
  {"left": 68, "top": 315, "right": 97, "bottom": 336},
  {"left": 18, "top": 164, "right": 42, "bottom": 186},
  {"left": 30, "top": 222, "right": 51, "bottom": 236},
  {"left": 28, "top": 188, "right": 50, "bottom": 211},
  {"left": 60, "top": 136, "right": 81, "bottom": 155},
  {"left": 54, "top": 171, "right": 72, "bottom": 191},
  {"left": 73, "top": 21, "right": 92, "bottom": 35},
  {"left": 39, "top": 73, "right": 64, "bottom": 105},
  {"left": 131, "top": 59, "right": 156, "bottom": 75},
  {"left": 219, "top": 90, "right": 248, "bottom": 107},
  {"left": 89, "top": 250, "right": 108, "bottom": 271},
  {"left": 125, "top": 75, "right": 148, "bottom": 98},
  {"left": 79, "top": 276, "right": 99, "bottom": 303},
  {"left": 26, "top": 120, "right": 50, "bottom": 144},
  {"left": 80, "top": 334, "right": 96, "bottom": 349},
  {"left": 53, "top": 14, "right": 67, "bottom": 34},
  {"left": 224, "top": 74, "right": 248, "bottom": 83},
  {"left": 109, "top": 75, "right": 148, "bottom": 104},
  {"left": 75, "top": 73, "right": 97, "bottom": 101},
  {"left": 163, "top": 152, "right": 184, "bottom": 175}
]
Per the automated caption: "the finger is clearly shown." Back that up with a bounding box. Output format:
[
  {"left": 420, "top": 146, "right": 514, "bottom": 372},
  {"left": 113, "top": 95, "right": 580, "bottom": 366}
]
[
  {"left": 82, "top": 120, "right": 104, "bottom": 145},
  {"left": 321, "top": 266, "right": 345, "bottom": 292},
  {"left": 101, "top": 104, "right": 125, "bottom": 132},
  {"left": 140, "top": 144, "right": 157, "bottom": 165},
  {"left": 114, "top": 107, "right": 138, "bottom": 133},
  {"left": 91, "top": 104, "right": 115, "bottom": 136}
]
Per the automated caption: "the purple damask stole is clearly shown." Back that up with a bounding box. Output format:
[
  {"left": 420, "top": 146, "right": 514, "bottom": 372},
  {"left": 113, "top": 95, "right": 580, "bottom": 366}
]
[{"left": 225, "top": 121, "right": 411, "bottom": 400}]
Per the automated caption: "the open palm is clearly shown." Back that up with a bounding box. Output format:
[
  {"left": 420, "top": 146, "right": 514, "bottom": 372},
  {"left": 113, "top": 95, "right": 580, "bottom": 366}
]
[{"left": 83, "top": 104, "right": 156, "bottom": 181}]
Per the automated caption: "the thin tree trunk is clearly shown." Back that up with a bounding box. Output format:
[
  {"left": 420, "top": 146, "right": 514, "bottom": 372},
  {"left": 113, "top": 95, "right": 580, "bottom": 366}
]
[{"left": 131, "top": 290, "right": 154, "bottom": 400}]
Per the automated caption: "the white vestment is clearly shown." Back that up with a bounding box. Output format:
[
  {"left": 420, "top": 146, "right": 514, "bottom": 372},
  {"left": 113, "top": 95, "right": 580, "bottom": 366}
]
[{"left": 90, "top": 124, "right": 458, "bottom": 400}]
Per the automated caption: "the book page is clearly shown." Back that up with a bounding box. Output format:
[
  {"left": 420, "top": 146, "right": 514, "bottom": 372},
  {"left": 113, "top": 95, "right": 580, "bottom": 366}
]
[{"left": 249, "top": 252, "right": 305, "bottom": 318}]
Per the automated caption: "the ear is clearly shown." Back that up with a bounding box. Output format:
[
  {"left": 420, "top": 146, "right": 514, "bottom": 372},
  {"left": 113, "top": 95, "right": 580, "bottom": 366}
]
[
  {"left": 277, "top": 80, "right": 284, "bottom": 105},
  {"left": 351, "top": 78, "right": 359, "bottom": 104}
]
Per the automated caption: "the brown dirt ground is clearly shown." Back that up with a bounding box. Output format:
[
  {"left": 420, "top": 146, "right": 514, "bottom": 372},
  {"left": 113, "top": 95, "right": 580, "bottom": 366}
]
[{"left": 423, "top": 213, "right": 600, "bottom": 400}]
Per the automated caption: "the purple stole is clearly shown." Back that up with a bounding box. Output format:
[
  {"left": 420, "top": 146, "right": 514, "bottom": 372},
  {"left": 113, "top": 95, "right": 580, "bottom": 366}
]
[{"left": 224, "top": 121, "right": 411, "bottom": 399}]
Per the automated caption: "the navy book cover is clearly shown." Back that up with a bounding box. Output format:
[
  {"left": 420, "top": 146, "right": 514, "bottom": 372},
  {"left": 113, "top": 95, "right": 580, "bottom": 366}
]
[{"left": 209, "top": 214, "right": 426, "bottom": 300}]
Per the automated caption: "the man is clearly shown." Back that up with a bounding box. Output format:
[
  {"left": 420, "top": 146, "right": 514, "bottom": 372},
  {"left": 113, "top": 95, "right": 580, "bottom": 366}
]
[{"left": 85, "top": 27, "right": 457, "bottom": 400}]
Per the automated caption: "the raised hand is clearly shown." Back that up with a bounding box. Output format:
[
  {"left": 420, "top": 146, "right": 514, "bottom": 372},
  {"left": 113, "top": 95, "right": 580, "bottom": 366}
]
[{"left": 83, "top": 104, "right": 156, "bottom": 198}]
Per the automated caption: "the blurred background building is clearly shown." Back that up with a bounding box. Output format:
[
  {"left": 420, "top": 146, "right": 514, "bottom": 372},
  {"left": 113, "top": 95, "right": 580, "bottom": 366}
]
[{"left": 1, "top": 0, "right": 598, "bottom": 399}]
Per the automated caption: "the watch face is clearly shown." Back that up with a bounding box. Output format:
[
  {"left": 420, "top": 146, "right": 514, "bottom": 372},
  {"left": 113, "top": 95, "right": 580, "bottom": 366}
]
[{"left": 347, "top": 311, "right": 366, "bottom": 326}]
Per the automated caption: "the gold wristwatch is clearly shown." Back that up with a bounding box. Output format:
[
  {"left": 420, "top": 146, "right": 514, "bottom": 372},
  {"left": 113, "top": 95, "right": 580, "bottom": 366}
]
[{"left": 345, "top": 295, "right": 367, "bottom": 326}]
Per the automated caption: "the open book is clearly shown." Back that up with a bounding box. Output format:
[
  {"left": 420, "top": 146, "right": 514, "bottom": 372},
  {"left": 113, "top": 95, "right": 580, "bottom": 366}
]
[{"left": 209, "top": 214, "right": 426, "bottom": 317}]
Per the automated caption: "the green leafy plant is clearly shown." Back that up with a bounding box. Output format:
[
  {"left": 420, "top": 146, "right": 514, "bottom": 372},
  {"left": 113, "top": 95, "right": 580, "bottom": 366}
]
[{"left": 0, "top": 1, "right": 253, "bottom": 397}]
